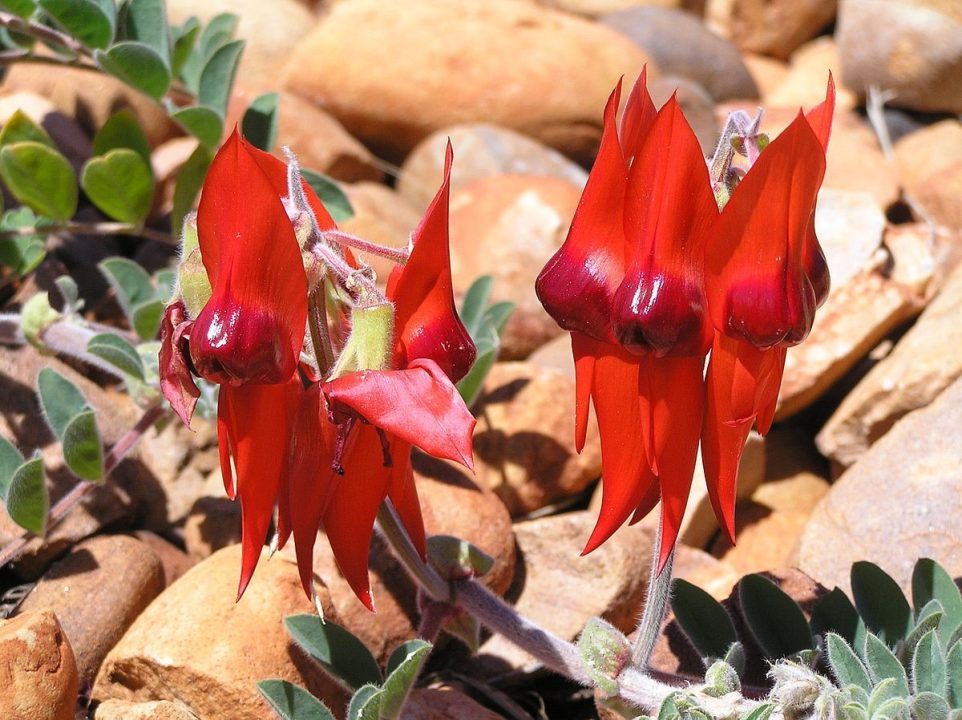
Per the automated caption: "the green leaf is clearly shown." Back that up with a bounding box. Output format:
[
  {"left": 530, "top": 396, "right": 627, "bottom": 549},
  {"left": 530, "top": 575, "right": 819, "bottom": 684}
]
[
  {"left": 670, "top": 578, "right": 737, "bottom": 662},
  {"left": 811, "top": 587, "right": 861, "bottom": 644},
  {"left": 456, "top": 344, "right": 497, "bottom": 407},
  {"left": 284, "top": 615, "right": 382, "bottom": 691},
  {"left": 0, "top": 109, "right": 54, "bottom": 148},
  {"left": 741, "top": 704, "right": 774, "bottom": 720},
  {"left": 21, "top": 291, "right": 60, "bottom": 346},
  {"left": 257, "top": 679, "right": 336, "bottom": 720},
  {"left": 87, "top": 332, "right": 146, "bottom": 380},
  {"left": 947, "top": 641, "right": 962, "bottom": 708},
  {"left": 197, "top": 38, "right": 244, "bottom": 116},
  {"left": 0, "top": 0, "right": 37, "bottom": 19},
  {"left": 826, "top": 633, "right": 873, "bottom": 692},
  {"left": 915, "top": 559, "right": 962, "bottom": 646},
  {"left": 867, "top": 678, "right": 901, "bottom": 717},
  {"left": 5, "top": 456, "right": 47, "bottom": 534},
  {"left": 900, "top": 605, "right": 944, "bottom": 667},
  {"left": 242, "top": 92, "right": 279, "bottom": 152},
  {"left": 864, "top": 633, "right": 910, "bottom": 696},
  {"left": 132, "top": 298, "right": 164, "bottom": 340},
  {"left": 426, "top": 534, "right": 494, "bottom": 580},
  {"left": 738, "top": 574, "right": 814, "bottom": 659},
  {"left": 0, "top": 141, "right": 78, "bottom": 221},
  {"left": 38, "top": 0, "right": 113, "bottom": 49},
  {"left": 380, "top": 640, "right": 431, "bottom": 719},
  {"left": 62, "top": 409, "right": 103, "bottom": 482},
  {"left": 54, "top": 275, "right": 80, "bottom": 312},
  {"left": 36, "top": 367, "right": 87, "bottom": 440},
  {"left": 914, "top": 630, "right": 947, "bottom": 696},
  {"left": 154, "top": 268, "right": 176, "bottom": 302},
  {"left": 99, "top": 256, "right": 156, "bottom": 317},
  {"left": 0, "top": 436, "right": 25, "bottom": 499},
  {"left": 171, "top": 105, "right": 223, "bottom": 149},
  {"left": 914, "top": 693, "right": 951, "bottom": 720},
  {"left": 180, "top": 12, "right": 237, "bottom": 93},
  {"left": 120, "top": 0, "right": 170, "bottom": 65},
  {"left": 95, "top": 42, "right": 171, "bottom": 98},
  {"left": 347, "top": 684, "right": 382, "bottom": 720},
  {"left": 170, "top": 18, "right": 199, "bottom": 79},
  {"left": 483, "top": 301, "right": 514, "bottom": 335},
  {"left": 171, "top": 143, "right": 212, "bottom": 237},
  {"left": 872, "top": 697, "right": 909, "bottom": 720},
  {"left": 0, "top": 207, "right": 46, "bottom": 275},
  {"left": 81, "top": 148, "right": 154, "bottom": 224},
  {"left": 302, "top": 169, "right": 354, "bottom": 223},
  {"left": 851, "top": 561, "right": 913, "bottom": 645},
  {"left": 93, "top": 110, "right": 152, "bottom": 166},
  {"left": 458, "top": 276, "right": 494, "bottom": 336}
]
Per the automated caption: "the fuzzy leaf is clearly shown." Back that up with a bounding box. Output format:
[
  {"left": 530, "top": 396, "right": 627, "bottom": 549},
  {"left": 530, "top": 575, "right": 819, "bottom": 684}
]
[
  {"left": 347, "top": 684, "right": 382, "bottom": 720},
  {"left": 82, "top": 148, "right": 154, "bottom": 224},
  {"left": 914, "top": 693, "right": 951, "bottom": 720},
  {"left": 93, "top": 110, "right": 152, "bottom": 166},
  {"left": 87, "top": 332, "right": 145, "bottom": 380},
  {"left": 257, "top": 679, "right": 336, "bottom": 720},
  {"left": 872, "top": 697, "right": 909, "bottom": 720},
  {"left": 198, "top": 38, "right": 244, "bottom": 116},
  {"left": 827, "top": 633, "right": 873, "bottom": 692},
  {"left": 171, "top": 106, "right": 223, "bottom": 149},
  {"left": 5, "top": 456, "right": 47, "bottom": 534},
  {"left": 36, "top": 367, "right": 87, "bottom": 440},
  {"left": 867, "top": 678, "right": 901, "bottom": 717},
  {"left": 671, "top": 578, "right": 737, "bottom": 662},
  {"left": 0, "top": 141, "right": 77, "bottom": 221},
  {"left": 95, "top": 42, "right": 170, "bottom": 98},
  {"left": 0, "top": 436, "right": 24, "bottom": 499},
  {"left": 864, "top": 634, "right": 910, "bottom": 696},
  {"left": 38, "top": 0, "right": 113, "bottom": 49},
  {"left": 459, "top": 276, "right": 494, "bottom": 336},
  {"left": 302, "top": 169, "right": 354, "bottom": 223},
  {"left": 380, "top": 640, "right": 431, "bottom": 719},
  {"left": 852, "top": 562, "right": 913, "bottom": 646},
  {"left": 947, "top": 641, "right": 962, "bottom": 708},
  {"left": 0, "top": 207, "right": 46, "bottom": 275},
  {"left": 741, "top": 704, "right": 774, "bottom": 720},
  {"left": 180, "top": 12, "right": 237, "bottom": 92},
  {"left": 99, "top": 256, "right": 157, "bottom": 320},
  {"left": 901, "top": 606, "right": 944, "bottom": 667},
  {"left": 132, "top": 298, "right": 164, "bottom": 340},
  {"left": 120, "top": 0, "right": 170, "bottom": 64},
  {"left": 426, "top": 534, "right": 494, "bottom": 580},
  {"left": 914, "top": 559, "right": 962, "bottom": 646},
  {"left": 170, "top": 18, "right": 199, "bottom": 78},
  {"left": 914, "top": 630, "right": 947, "bottom": 696},
  {"left": 0, "top": 109, "right": 54, "bottom": 148},
  {"left": 284, "top": 615, "right": 382, "bottom": 691},
  {"left": 738, "top": 574, "right": 814, "bottom": 659},
  {"left": 812, "top": 587, "right": 861, "bottom": 644},
  {"left": 171, "top": 144, "right": 212, "bottom": 237},
  {"left": 241, "top": 92, "right": 279, "bottom": 152},
  {"left": 61, "top": 410, "right": 103, "bottom": 482}
]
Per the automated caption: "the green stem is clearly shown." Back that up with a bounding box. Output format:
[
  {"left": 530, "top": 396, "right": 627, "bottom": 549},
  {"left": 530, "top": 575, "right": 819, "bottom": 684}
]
[
  {"left": 0, "top": 220, "right": 173, "bottom": 245},
  {"left": 307, "top": 285, "right": 335, "bottom": 379}
]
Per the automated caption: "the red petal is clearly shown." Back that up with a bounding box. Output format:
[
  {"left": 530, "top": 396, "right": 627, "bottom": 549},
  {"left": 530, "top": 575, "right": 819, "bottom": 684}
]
[
  {"left": 324, "top": 358, "right": 476, "bottom": 470},
  {"left": 571, "top": 332, "right": 597, "bottom": 454},
  {"left": 386, "top": 438, "right": 426, "bottom": 560},
  {"left": 804, "top": 73, "right": 836, "bottom": 153},
  {"left": 387, "top": 142, "right": 475, "bottom": 383},
  {"left": 536, "top": 82, "right": 627, "bottom": 343},
  {"left": 619, "top": 66, "right": 658, "bottom": 160},
  {"left": 217, "top": 378, "right": 303, "bottom": 599},
  {"left": 159, "top": 300, "right": 200, "bottom": 427},
  {"left": 191, "top": 129, "right": 307, "bottom": 385},
  {"left": 755, "top": 345, "right": 787, "bottom": 436}
]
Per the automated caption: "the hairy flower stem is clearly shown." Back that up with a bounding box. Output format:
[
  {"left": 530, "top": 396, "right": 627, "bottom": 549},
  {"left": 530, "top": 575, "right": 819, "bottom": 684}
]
[
  {"left": 322, "top": 229, "right": 410, "bottom": 265},
  {"left": 0, "top": 11, "right": 93, "bottom": 59},
  {"left": 307, "top": 285, "right": 335, "bottom": 378},
  {"left": 0, "top": 402, "right": 166, "bottom": 570},
  {"left": 631, "top": 516, "right": 677, "bottom": 668}
]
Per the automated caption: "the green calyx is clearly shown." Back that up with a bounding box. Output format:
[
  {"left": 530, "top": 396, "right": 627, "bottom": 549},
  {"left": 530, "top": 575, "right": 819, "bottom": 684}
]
[{"left": 331, "top": 302, "right": 395, "bottom": 378}]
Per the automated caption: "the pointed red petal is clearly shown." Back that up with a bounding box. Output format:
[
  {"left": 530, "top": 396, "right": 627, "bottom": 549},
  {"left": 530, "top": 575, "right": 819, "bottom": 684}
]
[
  {"left": 620, "top": 66, "right": 658, "bottom": 160},
  {"left": 804, "top": 73, "right": 836, "bottom": 153},
  {"left": 571, "top": 332, "right": 597, "bottom": 454},
  {"left": 755, "top": 345, "right": 787, "bottom": 436},
  {"left": 324, "top": 358, "right": 476, "bottom": 470},
  {"left": 536, "top": 82, "right": 627, "bottom": 343},
  {"left": 386, "top": 438, "right": 426, "bottom": 560},
  {"left": 191, "top": 129, "right": 307, "bottom": 385},
  {"left": 387, "top": 142, "right": 475, "bottom": 383},
  {"left": 159, "top": 300, "right": 200, "bottom": 427},
  {"left": 217, "top": 386, "right": 235, "bottom": 501}
]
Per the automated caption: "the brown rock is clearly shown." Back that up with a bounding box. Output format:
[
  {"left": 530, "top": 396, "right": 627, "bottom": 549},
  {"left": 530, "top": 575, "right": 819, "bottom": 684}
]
[
  {"left": 93, "top": 545, "right": 346, "bottom": 719},
  {"left": 340, "top": 182, "right": 422, "bottom": 283},
  {"left": 472, "top": 362, "right": 601, "bottom": 516},
  {"left": 648, "top": 75, "right": 718, "bottom": 154},
  {"left": 132, "top": 531, "right": 194, "bottom": 588},
  {"left": 674, "top": 545, "right": 739, "bottom": 600},
  {"left": 397, "top": 124, "right": 587, "bottom": 213},
  {"left": 281, "top": 0, "right": 652, "bottom": 162},
  {"left": 801, "top": 376, "right": 962, "bottom": 593},
  {"left": 0, "top": 610, "right": 79, "bottom": 720},
  {"left": 18, "top": 535, "right": 164, "bottom": 687},
  {"left": 449, "top": 174, "right": 582, "bottom": 359},
  {"left": 817, "top": 261, "right": 962, "bottom": 467},
  {"left": 764, "top": 37, "right": 858, "bottom": 110},
  {"left": 895, "top": 120, "right": 962, "bottom": 232},
  {"left": 150, "top": 136, "right": 200, "bottom": 222},
  {"left": 535, "top": 0, "right": 684, "bottom": 16},
  {"left": 706, "top": 0, "right": 837, "bottom": 60},
  {"left": 742, "top": 53, "right": 790, "bottom": 101},
  {"left": 183, "top": 471, "right": 242, "bottom": 562},
  {"left": 402, "top": 688, "right": 505, "bottom": 719},
  {"left": 837, "top": 0, "right": 962, "bottom": 114},
  {"left": 96, "top": 699, "right": 199, "bottom": 720}
]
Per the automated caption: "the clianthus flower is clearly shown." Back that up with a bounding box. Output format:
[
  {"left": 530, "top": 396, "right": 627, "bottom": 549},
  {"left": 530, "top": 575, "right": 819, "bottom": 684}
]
[{"left": 160, "top": 130, "right": 476, "bottom": 607}]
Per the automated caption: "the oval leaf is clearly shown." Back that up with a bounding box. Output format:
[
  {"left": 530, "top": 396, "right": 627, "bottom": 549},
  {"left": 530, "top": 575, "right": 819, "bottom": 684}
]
[
  {"left": 914, "top": 630, "right": 947, "bottom": 696},
  {"left": 914, "top": 558, "right": 962, "bottom": 645},
  {"left": 95, "top": 42, "right": 171, "bottom": 98},
  {"left": 99, "top": 256, "right": 157, "bottom": 319},
  {"left": 171, "top": 144, "right": 212, "bottom": 237},
  {"left": 380, "top": 640, "right": 431, "bottom": 720},
  {"left": 62, "top": 409, "right": 103, "bottom": 482},
  {"left": 81, "top": 148, "right": 154, "bottom": 224},
  {"left": 864, "top": 633, "right": 910, "bottom": 696},
  {"left": 811, "top": 587, "right": 861, "bottom": 644},
  {"left": 120, "top": 0, "right": 170, "bottom": 63},
  {"left": 913, "top": 693, "right": 951, "bottom": 720},
  {"left": 0, "top": 109, "right": 54, "bottom": 148},
  {"left": 37, "top": 367, "right": 87, "bottom": 440},
  {"left": 197, "top": 38, "right": 244, "bottom": 116},
  {"left": 0, "top": 206, "right": 46, "bottom": 276},
  {"left": 241, "top": 92, "right": 279, "bottom": 152},
  {"left": 346, "top": 684, "right": 382, "bottom": 720},
  {"left": 738, "top": 574, "right": 814, "bottom": 659},
  {"left": 38, "top": 0, "right": 113, "bottom": 49},
  {"left": 180, "top": 12, "right": 238, "bottom": 93},
  {"left": 132, "top": 298, "right": 164, "bottom": 340},
  {"left": 284, "top": 615, "right": 382, "bottom": 691},
  {"left": 93, "top": 110, "right": 152, "bottom": 165},
  {"left": 0, "top": 436, "right": 25, "bottom": 499},
  {"left": 171, "top": 105, "right": 223, "bottom": 149},
  {"left": 302, "top": 169, "right": 354, "bottom": 223},
  {"left": 5, "top": 457, "right": 47, "bottom": 534},
  {"left": 170, "top": 19, "right": 199, "bottom": 78},
  {"left": 0, "top": 141, "right": 78, "bottom": 221},
  {"left": 851, "top": 561, "right": 913, "bottom": 645},
  {"left": 257, "top": 679, "right": 336, "bottom": 720},
  {"left": 87, "top": 332, "right": 145, "bottom": 380},
  {"left": 670, "top": 578, "right": 737, "bottom": 661},
  {"left": 946, "top": 641, "right": 962, "bottom": 709},
  {"left": 826, "top": 633, "right": 873, "bottom": 692}
]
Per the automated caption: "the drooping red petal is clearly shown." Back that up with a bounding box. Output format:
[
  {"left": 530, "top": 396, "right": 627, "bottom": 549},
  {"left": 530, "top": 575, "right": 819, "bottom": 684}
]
[
  {"left": 619, "top": 66, "right": 658, "bottom": 160},
  {"left": 536, "top": 82, "right": 628, "bottom": 344},
  {"left": 613, "top": 95, "right": 716, "bottom": 357},
  {"left": 323, "top": 358, "right": 476, "bottom": 470},
  {"left": 217, "top": 377, "right": 303, "bottom": 599},
  {"left": 804, "top": 73, "right": 836, "bottom": 153},
  {"left": 754, "top": 345, "right": 787, "bottom": 436},
  {"left": 190, "top": 129, "right": 307, "bottom": 386},
  {"left": 705, "top": 113, "right": 826, "bottom": 348},
  {"left": 217, "top": 393, "right": 234, "bottom": 500},
  {"left": 387, "top": 142, "right": 475, "bottom": 383},
  {"left": 159, "top": 300, "right": 200, "bottom": 427},
  {"left": 571, "top": 332, "right": 597, "bottom": 454},
  {"left": 801, "top": 75, "right": 836, "bottom": 310},
  {"left": 386, "top": 437, "right": 426, "bottom": 560}
]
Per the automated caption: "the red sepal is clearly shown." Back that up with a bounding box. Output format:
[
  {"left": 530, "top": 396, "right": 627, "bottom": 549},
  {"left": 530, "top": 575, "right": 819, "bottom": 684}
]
[{"left": 159, "top": 300, "right": 200, "bottom": 427}]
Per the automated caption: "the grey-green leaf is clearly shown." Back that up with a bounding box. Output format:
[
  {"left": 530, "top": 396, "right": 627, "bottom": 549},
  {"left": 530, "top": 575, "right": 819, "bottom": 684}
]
[
  {"left": 946, "top": 641, "right": 962, "bottom": 708},
  {"left": 380, "top": 640, "right": 431, "bottom": 719},
  {"left": 284, "top": 615, "right": 382, "bottom": 691},
  {"left": 670, "top": 578, "right": 737, "bottom": 662},
  {"left": 811, "top": 587, "right": 861, "bottom": 645},
  {"left": 93, "top": 110, "right": 152, "bottom": 166},
  {"left": 81, "top": 148, "right": 154, "bottom": 224},
  {"left": 458, "top": 276, "right": 494, "bottom": 336},
  {"left": 914, "top": 559, "right": 962, "bottom": 646},
  {"left": 826, "top": 633, "right": 873, "bottom": 692},
  {"left": 741, "top": 704, "right": 774, "bottom": 720},
  {"left": 0, "top": 141, "right": 78, "bottom": 221},
  {"left": 197, "top": 38, "right": 244, "bottom": 116},
  {"left": 851, "top": 561, "right": 913, "bottom": 646},
  {"left": 242, "top": 92, "right": 279, "bottom": 152},
  {"left": 347, "top": 684, "right": 382, "bottom": 720},
  {"left": 132, "top": 298, "right": 164, "bottom": 340},
  {"left": 170, "top": 18, "right": 199, "bottom": 79},
  {"left": 180, "top": 12, "right": 237, "bottom": 93},
  {"left": 302, "top": 169, "right": 354, "bottom": 223},
  {"left": 0, "top": 436, "right": 25, "bottom": 499},
  {"left": 120, "top": 0, "right": 170, "bottom": 65},
  {"left": 62, "top": 410, "right": 103, "bottom": 482},
  {"left": 0, "top": 109, "right": 54, "bottom": 148},
  {"left": 867, "top": 678, "right": 901, "bottom": 717},
  {"left": 0, "top": 207, "right": 46, "bottom": 276},
  {"left": 87, "top": 332, "right": 145, "bottom": 380},
  {"left": 456, "top": 345, "right": 497, "bottom": 408},
  {"left": 99, "top": 256, "right": 156, "bottom": 319},
  {"left": 5, "top": 456, "right": 47, "bottom": 534},
  {"left": 171, "top": 105, "right": 223, "bottom": 149},
  {"left": 171, "top": 144, "right": 212, "bottom": 237},
  {"left": 95, "top": 42, "right": 171, "bottom": 98},
  {"left": 900, "top": 606, "right": 944, "bottom": 667},
  {"left": 38, "top": 0, "right": 113, "bottom": 49},
  {"left": 257, "top": 679, "right": 336, "bottom": 720},
  {"left": 864, "top": 634, "right": 910, "bottom": 696},
  {"left": 914, "top": 693, "right": 951, "bottom": 720},
  {"left": 914, "top": 630, "right": 947, "bottom": 696},
  {"left": 37, "top": 367, "right": 87, "bottom": 440},
  {"left": 738, "top": 574, "right": 814, "bottom": 658}
]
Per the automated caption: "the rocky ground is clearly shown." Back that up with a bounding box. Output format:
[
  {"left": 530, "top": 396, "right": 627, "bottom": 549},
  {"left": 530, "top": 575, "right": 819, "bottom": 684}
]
[{"left": 1, "top": 0, "right": 961, "bottom": 718}]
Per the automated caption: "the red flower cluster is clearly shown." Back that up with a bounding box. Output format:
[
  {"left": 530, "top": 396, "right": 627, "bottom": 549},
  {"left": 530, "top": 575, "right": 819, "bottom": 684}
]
[
  {"left": 536, "top": 70, "right": 835, "bottom": 568},
  {"left": 160, "top": 130, "right": 476, "bottom": 609}
]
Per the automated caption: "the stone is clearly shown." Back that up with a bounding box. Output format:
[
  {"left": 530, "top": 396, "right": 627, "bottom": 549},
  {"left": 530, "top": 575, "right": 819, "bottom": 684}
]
[
  {"left": 339, "top": 182, "right": 422, "bottom": 283},
  {"left": 648, "top": 76, "right": 719, "bottom": 154},
  {"left": 18, "top": 535, "right": 165, "bottom": 688},
  {"left": 800, "top": 375, "right": 962, "bottom": 594},
  {"left": 95, "top": 700, "right": 199, "bottom": 720},
  {"left": 281, "top": 0, "right": 652, "bottom": 163},
  {"left": 472, "top": 362, "right": 601, "bottom": 516},
  {"left": 93, "top": 545, "right": 346, "bottom": 719},
  {"left": 535, "top": 0, "right": 684, "bottom": 16},
  {"left": 673, "top": 545, "right": 740, "bottom": 601},
  {"left": 397, "top": 124, "right": 588, "bottom": 213},
  {"left": 402, "top": 688, "right": 506, "bottom": 719},
  {"left": 183, "top": 470, "right": 242, "bottom": 562},
  {"left": 150, "top": 136, "right": 200, "bottom": 222},
  {"left": 132, "top": 531, "right": 193, "bottom": 588},
  {"left": 895, "top": 120, "right": 962, "bottom": 232},
  {"left": 601, "top": 6, "right": 758, "bottom": 102},
  {"left": 742, "top": 53, "right": 790, "bottom": 101},
  {"left": 449, "top": 174, "right": 582, "bottom": 359},
  {"left": 0, "top": 610, "right": 79, "bottom": 720},
  {"left": 836, "top": 0, "right": 962, "bottom": 114},
  {"left": 817, "top": 261, "right": 962, "bottom": 468},
  {"left": 764, "top": 37, "right": 858, "bottom": 110},
  {"left": 706, "top": 0, "right": 837, "bottom": 60}
]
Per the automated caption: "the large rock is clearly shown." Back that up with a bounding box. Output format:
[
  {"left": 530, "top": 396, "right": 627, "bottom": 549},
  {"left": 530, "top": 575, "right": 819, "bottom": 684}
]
[
  {"left": 281, "top": 0, "right": 652, "bottom": 162},
  {"left": 648, "top": 76, "right": 719, "bottom": 154},
  {"left": 601, "top": 6, "right": 758, "bottom": 101},
  {"left": 817, "top": 261, "right": 962, "bottom": 467},
  {"left": 895, "top": 120, "right": 962, "bottom": 232},
  {"left": 472, "top": 362, "right": 601, "bottom": 516},
  {"left": 706, "top": 0, "right": 837, "bottom": 60},
  {"left": 449, "top": 174, "right": 582, "bottom": 359},
  {"left": 764, "top": 37, "right": 858, "bottom": 110},
  {"left": 18, "top": 535, "right": 165, "bottom": 687},
  {"left": 837, "top": 0, "right": 962, "bottom": 114},
  {"left": 534, "top": 0, "right": 685, "bottom": 16},
  {"left": 800, "top": 376, "right": 962, "bottom": 593},
  {"left": 397, "top": 124, "right": 588, "bottom": 213},
  {"left": 0, "top": 610, "right": 79, "bottom": 720},
  {"left": 339, "top": 182, "right": 422, "bottom": 283},
  {"left": 96, "top": 700, "right": 199, "bottom": 720},
  {"left": 93, "top": 545, "right": 346, "bottom": 719}
]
